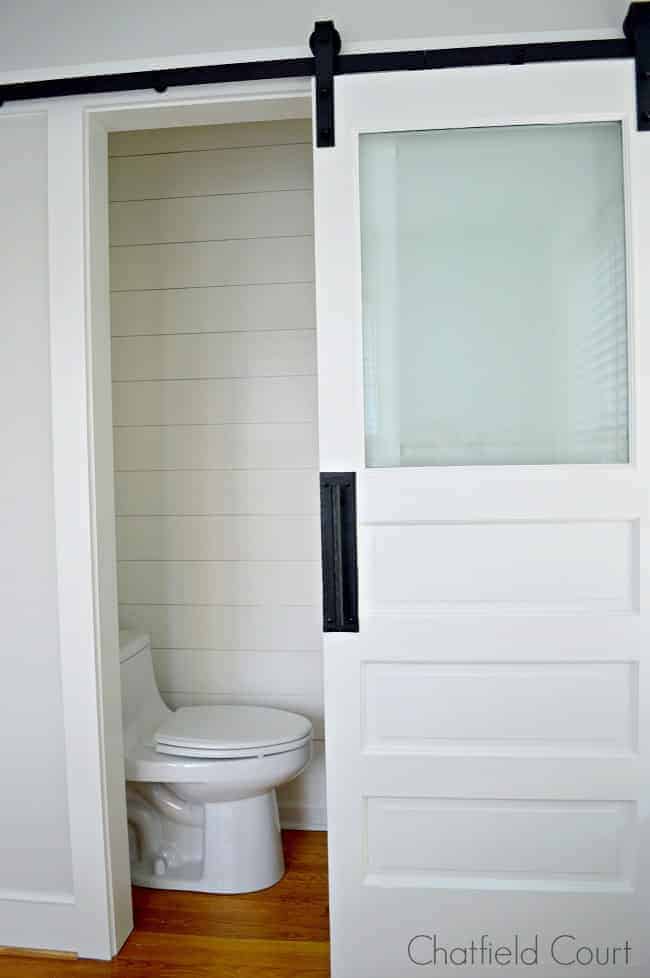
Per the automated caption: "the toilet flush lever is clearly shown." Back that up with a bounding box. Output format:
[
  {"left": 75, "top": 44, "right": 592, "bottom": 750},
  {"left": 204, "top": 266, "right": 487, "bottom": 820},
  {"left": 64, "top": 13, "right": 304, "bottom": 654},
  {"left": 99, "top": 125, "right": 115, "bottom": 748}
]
[{"left": 320, "top": 473, "right": 359, "bottom": 632}]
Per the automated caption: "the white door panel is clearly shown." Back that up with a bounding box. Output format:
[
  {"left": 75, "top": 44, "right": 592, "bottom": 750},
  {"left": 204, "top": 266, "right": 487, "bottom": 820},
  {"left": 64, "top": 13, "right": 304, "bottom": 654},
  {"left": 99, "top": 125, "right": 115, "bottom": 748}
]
[{"left": 315, "top": 59, "right": 650, "bottom": 977}]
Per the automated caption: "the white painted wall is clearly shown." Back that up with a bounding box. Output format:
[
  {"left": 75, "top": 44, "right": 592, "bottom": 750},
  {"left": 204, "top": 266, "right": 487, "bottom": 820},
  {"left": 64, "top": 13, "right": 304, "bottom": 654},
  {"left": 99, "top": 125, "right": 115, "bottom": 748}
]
[
  {"left": 0, "top": 111, "right": 75, "bottom": 949},
  {"left": 109, "top": 119, "right": 326, "bottom": 828},
  {"left": 0, "top": 0, "right": 630, "bottom": 81}
]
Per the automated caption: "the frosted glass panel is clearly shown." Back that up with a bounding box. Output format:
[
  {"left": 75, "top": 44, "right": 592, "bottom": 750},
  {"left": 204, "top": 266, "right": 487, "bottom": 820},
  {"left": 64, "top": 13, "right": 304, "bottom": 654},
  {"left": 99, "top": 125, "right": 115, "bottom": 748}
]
[{"left": 359, "top": 123, "right": 629, "bottom": 467}]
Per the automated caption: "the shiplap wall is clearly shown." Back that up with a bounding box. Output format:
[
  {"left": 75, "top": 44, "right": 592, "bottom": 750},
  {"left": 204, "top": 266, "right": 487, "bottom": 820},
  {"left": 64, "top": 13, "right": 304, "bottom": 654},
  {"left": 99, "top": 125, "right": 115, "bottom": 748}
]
[{"left": 108, "top": 119, "right": 325, "bottom": 828}]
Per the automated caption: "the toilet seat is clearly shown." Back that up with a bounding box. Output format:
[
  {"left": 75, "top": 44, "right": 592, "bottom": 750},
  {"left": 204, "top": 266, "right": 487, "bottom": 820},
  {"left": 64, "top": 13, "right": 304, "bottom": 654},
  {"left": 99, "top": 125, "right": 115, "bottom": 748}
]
[{"left": 154, "top": 705, "right": 312, "bottom": 759}]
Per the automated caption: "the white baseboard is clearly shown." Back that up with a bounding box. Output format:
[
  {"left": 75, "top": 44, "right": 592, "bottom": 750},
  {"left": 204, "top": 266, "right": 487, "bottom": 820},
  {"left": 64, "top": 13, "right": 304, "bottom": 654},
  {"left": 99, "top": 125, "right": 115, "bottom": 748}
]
[
  {"left": 280, "top": 803, "right": 327, "bottom": 831},
  {"left": 0, "top": 891, "right": 76, "bottom": 954}
]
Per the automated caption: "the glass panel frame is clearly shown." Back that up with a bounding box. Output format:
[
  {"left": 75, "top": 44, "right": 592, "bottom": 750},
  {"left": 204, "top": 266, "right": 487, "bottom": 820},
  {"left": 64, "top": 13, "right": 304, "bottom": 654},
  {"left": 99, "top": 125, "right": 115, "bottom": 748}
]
[{"left": 358, "top": 121, "right": 632, "bottom": 469}]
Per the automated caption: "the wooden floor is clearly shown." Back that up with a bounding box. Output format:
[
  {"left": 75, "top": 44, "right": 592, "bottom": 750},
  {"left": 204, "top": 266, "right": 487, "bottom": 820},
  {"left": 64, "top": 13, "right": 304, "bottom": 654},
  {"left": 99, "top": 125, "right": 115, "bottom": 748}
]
[{"left": 0, "top": 831, "right": 330, "bottom": 978}]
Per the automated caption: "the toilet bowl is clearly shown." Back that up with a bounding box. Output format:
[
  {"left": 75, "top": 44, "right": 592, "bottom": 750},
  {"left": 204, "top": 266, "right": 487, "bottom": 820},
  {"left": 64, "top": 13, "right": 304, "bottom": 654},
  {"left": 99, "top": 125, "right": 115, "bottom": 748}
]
[{"left": 120, "top": 630, "right": 312, "bottom": 893}]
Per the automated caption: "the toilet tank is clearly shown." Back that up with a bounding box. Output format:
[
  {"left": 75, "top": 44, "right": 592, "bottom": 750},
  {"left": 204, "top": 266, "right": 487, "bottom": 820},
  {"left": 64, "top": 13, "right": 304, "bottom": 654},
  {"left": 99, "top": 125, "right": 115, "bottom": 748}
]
[{"left": 119, "top": 630, "right": 170, "bottom": 753}]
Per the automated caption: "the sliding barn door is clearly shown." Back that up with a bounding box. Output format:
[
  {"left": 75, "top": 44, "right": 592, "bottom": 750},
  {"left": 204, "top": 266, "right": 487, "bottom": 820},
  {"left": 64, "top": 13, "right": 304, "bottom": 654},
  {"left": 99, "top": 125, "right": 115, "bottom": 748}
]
[{"left": 314, "top": 60, "right": 650, "bottom": 977}]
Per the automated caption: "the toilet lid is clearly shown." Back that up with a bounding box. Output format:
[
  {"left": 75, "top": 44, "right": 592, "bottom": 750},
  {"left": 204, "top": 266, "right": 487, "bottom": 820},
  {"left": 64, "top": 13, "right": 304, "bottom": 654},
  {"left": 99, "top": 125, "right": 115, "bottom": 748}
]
[{"left": 154, "top": 705, "right": 312, "bottom": 759}]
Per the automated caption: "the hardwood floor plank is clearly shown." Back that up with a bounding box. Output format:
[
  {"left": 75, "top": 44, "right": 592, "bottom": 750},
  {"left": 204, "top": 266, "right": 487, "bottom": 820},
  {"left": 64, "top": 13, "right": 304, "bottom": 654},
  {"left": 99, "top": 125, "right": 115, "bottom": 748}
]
[
  {"left": 0, "top": 831, "right": 330, "bottom": 978},
  {"left": 0, "top": 940, "right": 329, "bottom": 978},
  {"left": 121, "top": 933, "right": 330, "bottom": 975},
  {"left": 0, "top": 949, "right": 76, "bottom": 960},
  {"left": 132, "top": 830, "right": 329, "bottom": 943}
]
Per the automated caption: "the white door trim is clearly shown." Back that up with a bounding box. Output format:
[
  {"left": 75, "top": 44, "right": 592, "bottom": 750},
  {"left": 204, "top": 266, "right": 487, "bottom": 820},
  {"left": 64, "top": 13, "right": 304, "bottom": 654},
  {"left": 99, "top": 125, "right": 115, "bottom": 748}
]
[{"left": 44, "top": 77, "right": 312, "bottom": 959}]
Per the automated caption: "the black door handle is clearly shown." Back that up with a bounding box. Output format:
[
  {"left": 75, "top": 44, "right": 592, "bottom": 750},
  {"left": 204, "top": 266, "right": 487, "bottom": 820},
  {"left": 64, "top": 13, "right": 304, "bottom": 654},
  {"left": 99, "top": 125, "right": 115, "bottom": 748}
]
[{"left": 320, "top": 473, "right": 359, "bottom": 632}]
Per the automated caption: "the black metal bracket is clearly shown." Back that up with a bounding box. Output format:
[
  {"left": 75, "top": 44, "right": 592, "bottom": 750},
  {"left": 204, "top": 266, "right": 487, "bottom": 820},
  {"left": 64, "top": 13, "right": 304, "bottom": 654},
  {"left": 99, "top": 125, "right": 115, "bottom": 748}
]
[
  {"left": 624, "top": 3, "right": 650, "bottom": 130},
  {"left": 320, "top": 473, "right": 359, "bottom": 632},
  {"left": 309, "top": 20, "right": 341, "bottom": 147}
]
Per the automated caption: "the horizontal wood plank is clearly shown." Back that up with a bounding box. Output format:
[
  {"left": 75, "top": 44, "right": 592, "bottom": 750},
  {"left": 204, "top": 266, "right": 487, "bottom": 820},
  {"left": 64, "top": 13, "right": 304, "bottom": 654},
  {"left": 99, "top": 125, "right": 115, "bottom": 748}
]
[
  {"left": 109, "top": 142, "right": 312, "bottom": 201},
  {"left": 113, "top": 422, "right": 318, "bottom": 471},
  {"left": 110, "top": 189, "right": 313, "bottom": 246},
  {"left": 110, "top": 281, "right": 316, "bottom": 336},
  {"left": 152, "top": 649, "right": 322, "bottom": 696},
  {"left": 119, "top": 603, "right": 322, "bottom": 651},
  {"left": 116, "top": 515, "right": 320, "bottom": 562},
  {"left": 121, "top": 932, "right": 329, "bottom": 976},
  {"left": 0, "top": 948, "right": 76, "bottom": 960},
  {"left": 110, "top": 235, "right": 314, "bottom": 291},
  {"left": 112, "top": 376, "right": 317, "bottom": 425},
  {"left": 115, "top": 469, "right": 319, "bottom": 516},
  {"left": 108, "top": 119, "right": 312, "bottom": 157},
  {"left": 111, "top": 329, "right": 316, "bottom": 381},
  {"left": 117, "top": 559, "right": 321, "bottom": 606}
]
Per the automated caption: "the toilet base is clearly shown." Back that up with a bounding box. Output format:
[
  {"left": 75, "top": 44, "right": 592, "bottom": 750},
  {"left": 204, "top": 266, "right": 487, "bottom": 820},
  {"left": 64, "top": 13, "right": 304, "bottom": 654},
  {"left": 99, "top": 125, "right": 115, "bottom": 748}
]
[{"left": 131, "top": 789, "right": 285, "bottom": 894}]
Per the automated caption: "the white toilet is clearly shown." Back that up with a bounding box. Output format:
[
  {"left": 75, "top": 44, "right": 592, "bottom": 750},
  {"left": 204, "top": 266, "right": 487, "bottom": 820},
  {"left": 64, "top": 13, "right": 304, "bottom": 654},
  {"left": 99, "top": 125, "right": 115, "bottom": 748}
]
[{"left": 119, "top": 629, "right": 312, "bottom": 893}]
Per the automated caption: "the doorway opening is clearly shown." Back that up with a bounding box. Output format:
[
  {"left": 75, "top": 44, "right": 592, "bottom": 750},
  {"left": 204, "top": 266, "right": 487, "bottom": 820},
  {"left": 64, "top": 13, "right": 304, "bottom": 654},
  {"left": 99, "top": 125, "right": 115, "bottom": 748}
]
[{"left": 83, "top": 88, "right": 329, "bottom": 964}]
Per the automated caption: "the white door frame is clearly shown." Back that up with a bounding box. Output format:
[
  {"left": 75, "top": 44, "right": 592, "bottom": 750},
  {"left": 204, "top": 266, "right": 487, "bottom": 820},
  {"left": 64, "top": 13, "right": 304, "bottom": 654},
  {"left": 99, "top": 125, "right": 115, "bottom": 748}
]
[{"left": 40, "top": 77, "right": 312, "bottom": 959}]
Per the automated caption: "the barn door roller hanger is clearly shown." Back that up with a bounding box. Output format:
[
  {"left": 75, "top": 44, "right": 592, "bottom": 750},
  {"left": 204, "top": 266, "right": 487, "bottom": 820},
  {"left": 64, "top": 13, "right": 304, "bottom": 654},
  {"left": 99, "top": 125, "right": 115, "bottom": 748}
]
[
  {"left": 1, "top": 6, "right": 650, "bottom": 139},
  {"left": 624, "top": 2, "right": 650, "bottom": 130}
]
